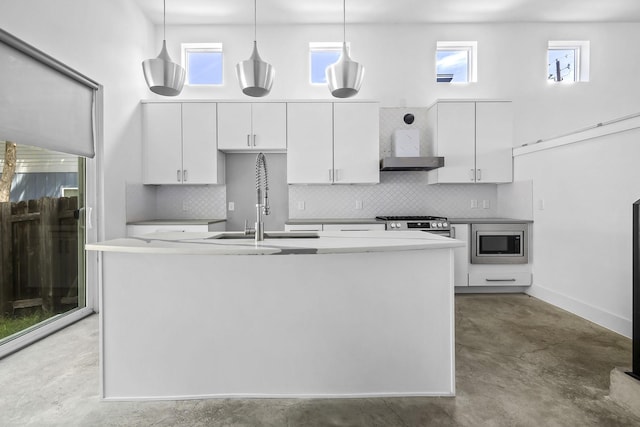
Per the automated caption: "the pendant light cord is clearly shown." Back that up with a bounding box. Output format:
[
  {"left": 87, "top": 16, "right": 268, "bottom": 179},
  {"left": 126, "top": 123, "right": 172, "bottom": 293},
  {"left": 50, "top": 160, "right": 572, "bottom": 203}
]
[
  {"left": 343, "top": 0, "right": 346, "bottom": 42},
  {"left": 163, "top": 0, "right": 166, "bottom": 40},
  {"left": 254, "top": 0, "right": 257, "bottom": 42}
]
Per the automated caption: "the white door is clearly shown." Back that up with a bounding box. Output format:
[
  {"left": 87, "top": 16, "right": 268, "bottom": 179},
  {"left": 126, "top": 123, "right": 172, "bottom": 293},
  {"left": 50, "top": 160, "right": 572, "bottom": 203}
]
[
  {"left": 434, "top": 102, "right": 476, "bottom": 183},
  {"left": 333, "top": 103, "right": 380, "bottom": 184},
  {"left": 143, "top": 103, "right": 183, "bottom": 184},
  {"left": 287, "top": 103, "right": 333, "bottom": 184},
  {"left": 182, "top": 103, "right": 219, "bottom": 184},
  {"left": 475, "top": 102, "right": 513, "bottom": 183},
  {"left": 251, "top": 103, "right": 287, "bottom": 150},
  {"left": 217, "top": 103, "right": 252, "bottom": 150}
]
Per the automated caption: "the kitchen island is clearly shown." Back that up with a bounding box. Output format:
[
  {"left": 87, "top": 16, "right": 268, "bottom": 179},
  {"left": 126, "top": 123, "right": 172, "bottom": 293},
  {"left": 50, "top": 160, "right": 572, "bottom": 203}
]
[{"left": 87, "top": 231, "right": 463, "bottom": 400}]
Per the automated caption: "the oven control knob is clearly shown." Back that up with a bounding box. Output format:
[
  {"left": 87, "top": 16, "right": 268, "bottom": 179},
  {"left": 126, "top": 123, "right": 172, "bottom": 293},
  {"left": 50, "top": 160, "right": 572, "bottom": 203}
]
[
  {"left": 437, "top": 222, "right": 443, "bottom": 228},
  {"left": 443, "top": 222, "right": 448, "bottom": 227},
  {"left": 395, "top": 223, "right": 401, "bottom": 229},
  {"left": 389, "top": 223, "right": 396, "bottom": 229}
]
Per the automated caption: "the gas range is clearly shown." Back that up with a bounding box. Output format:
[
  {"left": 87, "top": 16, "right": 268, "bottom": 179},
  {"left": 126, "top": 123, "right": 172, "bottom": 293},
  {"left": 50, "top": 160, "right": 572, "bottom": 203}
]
[{"left": 375, "top": 215, "right": 451, "bottom": 235}]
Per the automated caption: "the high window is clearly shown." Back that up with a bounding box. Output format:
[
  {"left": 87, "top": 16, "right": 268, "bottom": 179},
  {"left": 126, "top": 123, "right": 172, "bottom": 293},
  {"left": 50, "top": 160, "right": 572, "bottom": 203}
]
[
  {"left": 181, "top": 43, "right": 223, "bottom": 85},
  {"left": 436, "top": 41, "right": 477, "bottom": 83},
  {"left": 309, "top": 42, "right": 345, "bottom": 85},
  {"left": 548, "top": 41, "right": 590, "bottom": 83}
]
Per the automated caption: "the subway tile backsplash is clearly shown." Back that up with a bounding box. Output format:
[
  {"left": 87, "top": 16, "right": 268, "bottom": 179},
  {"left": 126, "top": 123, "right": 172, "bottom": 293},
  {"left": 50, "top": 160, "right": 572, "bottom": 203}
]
[{"left": 289, "top": 172, "right": 498, "bottom": 219}]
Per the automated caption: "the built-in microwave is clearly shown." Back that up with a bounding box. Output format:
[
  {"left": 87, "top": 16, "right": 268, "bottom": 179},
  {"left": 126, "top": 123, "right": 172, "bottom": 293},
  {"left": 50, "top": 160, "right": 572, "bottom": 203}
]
[{"left": 471, "top": 223, "right": 529, "bottom": 264}]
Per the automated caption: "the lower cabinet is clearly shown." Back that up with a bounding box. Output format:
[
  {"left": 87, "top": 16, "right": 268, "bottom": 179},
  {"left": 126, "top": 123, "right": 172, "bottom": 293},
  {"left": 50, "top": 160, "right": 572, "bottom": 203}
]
[{"left": 468, "top": 270, "right": 532, "bottom": 287}]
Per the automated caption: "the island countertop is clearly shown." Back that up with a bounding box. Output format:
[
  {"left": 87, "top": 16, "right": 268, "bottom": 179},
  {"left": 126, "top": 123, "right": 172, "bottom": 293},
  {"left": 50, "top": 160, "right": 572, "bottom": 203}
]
[{"left": 86, "top": 230, "right": 463, "bottom": 256}]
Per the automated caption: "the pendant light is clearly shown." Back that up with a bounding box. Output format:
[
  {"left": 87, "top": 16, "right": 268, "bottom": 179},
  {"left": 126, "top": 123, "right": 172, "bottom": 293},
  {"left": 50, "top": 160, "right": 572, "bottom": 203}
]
[
  {"left": 236, "top": 0, "right": 275, "bottom": 97},
  {"left": 142, "top": 0, "right": 185, "bottom": 96},
  {"left": 326, "top": 0, "right": 364, "bottom": 98}
]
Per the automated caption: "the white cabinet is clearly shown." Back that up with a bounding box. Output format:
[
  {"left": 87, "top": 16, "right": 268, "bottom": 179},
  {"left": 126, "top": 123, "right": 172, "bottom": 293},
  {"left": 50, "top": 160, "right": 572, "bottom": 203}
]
[
  {"left": 451, "top": 224, "right": 470, "bottom": 287},
  {"left": 287, "top": 102, "right": 379, "bottom": 184},
  {"left": 427, "top": 101, "right": 513, "bottom": 184},
  {"left": 287, "top": 103, "right": 333, "bottom": 184},
  {"left": 127, "top": 224, "right": 209, "bottom": 236},
  {"left": 143, "top": 102, "right": 224, "bottom": 185},
  {"left": 284, "top": 224, "right": 323, "bottom": 232},
  {"left": 217, "top": 102, "right": 286, "bottom": 151},
  {"left": 468, "top": 270, "right": 532, "bottom": 287}
]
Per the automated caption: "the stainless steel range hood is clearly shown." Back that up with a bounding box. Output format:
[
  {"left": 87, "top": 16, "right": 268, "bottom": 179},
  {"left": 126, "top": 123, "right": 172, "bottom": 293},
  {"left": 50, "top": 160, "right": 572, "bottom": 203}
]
[{"left": 379, "top": 156, "right": 445, "bottom": 171}]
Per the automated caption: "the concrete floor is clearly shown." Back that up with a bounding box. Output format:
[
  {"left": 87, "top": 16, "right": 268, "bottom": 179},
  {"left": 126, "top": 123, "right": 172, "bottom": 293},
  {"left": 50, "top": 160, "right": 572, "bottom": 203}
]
[{"left": 0, "top": 294, "right": 638, "bottom": 426}]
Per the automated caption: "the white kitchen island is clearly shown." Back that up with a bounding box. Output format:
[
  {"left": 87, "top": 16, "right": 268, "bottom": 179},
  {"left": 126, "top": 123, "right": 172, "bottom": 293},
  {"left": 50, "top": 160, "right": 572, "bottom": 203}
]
[{"left": 86, "top": 230, "right": 463, "bottom": 401}]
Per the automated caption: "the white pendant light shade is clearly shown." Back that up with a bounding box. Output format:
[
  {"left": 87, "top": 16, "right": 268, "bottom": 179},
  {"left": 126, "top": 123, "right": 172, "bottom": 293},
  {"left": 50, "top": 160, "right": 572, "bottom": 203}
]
[
  {"left": 142, "top": 40, "right": 185, "bottom": 96},
  {"left": 141, "top": 0, "right": 185, "bottom": 96},
  {"left": 236, "top": 41, "right": 274, "bottom": 97},
  {"left": 326, "top": 42, "right": 364, "bottom": 98}
]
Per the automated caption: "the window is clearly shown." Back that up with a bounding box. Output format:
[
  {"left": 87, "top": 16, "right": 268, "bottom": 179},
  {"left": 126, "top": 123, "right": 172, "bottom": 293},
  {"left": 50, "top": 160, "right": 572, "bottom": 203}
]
[
  {"left": 309, "top": 42, "right": 345, "bottom": 84},
  {"left": 181, "top": 43, "right": 223, "bottom": 85},
  {"left": 436, "top": 41, "right": 477, "bottom": 83},
  {"left": 548, "top": 41, "right": 590, "bottom": 83}
]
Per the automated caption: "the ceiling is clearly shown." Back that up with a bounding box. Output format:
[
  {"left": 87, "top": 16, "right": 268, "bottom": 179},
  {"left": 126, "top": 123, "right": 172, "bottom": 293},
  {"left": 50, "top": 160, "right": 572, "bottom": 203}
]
[{"left": 133, "top": 0, "right": 640, "bottom": 25}]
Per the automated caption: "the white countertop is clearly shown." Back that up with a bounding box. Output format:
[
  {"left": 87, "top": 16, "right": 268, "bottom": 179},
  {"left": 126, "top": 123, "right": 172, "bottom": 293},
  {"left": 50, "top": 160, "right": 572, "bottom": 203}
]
[{"left": 86, "top": 230, "right": 463, "bottom": 256}]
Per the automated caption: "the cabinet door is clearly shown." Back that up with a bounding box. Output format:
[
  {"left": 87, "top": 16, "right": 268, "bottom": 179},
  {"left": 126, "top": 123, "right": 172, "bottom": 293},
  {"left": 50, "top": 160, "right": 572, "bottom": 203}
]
[
  {"left": 252, "top": 103, "right": 287, "bottom": 150},
  {"left": 433, "top": 102, "right": 476, "bottom": 183},
  {"left": 287, "top": 103, "right": 333, "bottom": 184},
  {"left": 182, "top": 103, "right": 221, "bottom": 184},
  {"left": 475, "top": 102, "right": 513, "bottom": 183},
  {"left": 217, "top": 103, "right": 252, "bottom": 150},
  {"left": 143, "top": 103, "right": 183, "bottom": 184},
  {"left": 451, "top": 224, "right": 470, "bottom": 287},
  {"left": 333, "top": 103, "right": 380, "bottom": 184},
  {"left": 323, "top": 224, "right": 386, "bottom": 231}
]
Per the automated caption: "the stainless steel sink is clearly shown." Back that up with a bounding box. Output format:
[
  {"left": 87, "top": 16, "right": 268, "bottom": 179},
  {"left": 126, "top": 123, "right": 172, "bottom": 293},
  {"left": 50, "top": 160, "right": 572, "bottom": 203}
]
[{"left": 209, "top": 232, "right": 319, "bottom": 240}]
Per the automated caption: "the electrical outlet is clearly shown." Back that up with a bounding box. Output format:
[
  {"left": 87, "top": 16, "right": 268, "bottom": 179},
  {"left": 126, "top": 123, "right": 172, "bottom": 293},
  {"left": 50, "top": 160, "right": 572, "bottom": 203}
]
[
  {"left": 470, "top": 199, "right": 478, "bottom": 209},
  {"left": 228, "top": 202, "right": 234, "bottom": 211},
  {"left": 297, "top": 201, "right": 305, "bottom": 210},
  {"left": 482, "top": 200, "right": 490, "bottom": 209},
  {"left": 538, "top": 199, "right": 545, "bottom": 210},
  {"left": 355, "top": 200, "right": 363, "bottom": 210}
]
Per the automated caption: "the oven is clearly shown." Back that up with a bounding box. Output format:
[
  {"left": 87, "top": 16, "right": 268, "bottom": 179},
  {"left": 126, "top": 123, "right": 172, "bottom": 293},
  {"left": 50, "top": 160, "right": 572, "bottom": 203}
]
[
  {"left": 375, "top": 216, "right": 451, "bottom": 237},
  {"left": 471, "top": 223, "right": 528, "bottom": 264}
]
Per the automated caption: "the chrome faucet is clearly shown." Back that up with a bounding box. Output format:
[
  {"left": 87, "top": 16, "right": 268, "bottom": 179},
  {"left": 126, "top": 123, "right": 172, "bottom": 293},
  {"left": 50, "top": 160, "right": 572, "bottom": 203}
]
[{"left": 245, "top": 153, "right": 270, "bottom": 242}]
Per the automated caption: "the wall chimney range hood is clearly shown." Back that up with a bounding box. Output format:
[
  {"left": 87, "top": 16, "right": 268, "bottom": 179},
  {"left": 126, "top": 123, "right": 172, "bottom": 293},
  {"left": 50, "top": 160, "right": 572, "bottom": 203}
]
[{"left": 380, "top": 156, "right": 444, "bottom": 171}]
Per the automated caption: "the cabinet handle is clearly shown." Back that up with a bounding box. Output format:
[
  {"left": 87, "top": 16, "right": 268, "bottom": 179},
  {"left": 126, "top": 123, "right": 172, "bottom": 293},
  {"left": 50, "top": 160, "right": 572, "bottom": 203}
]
[
  {"left": 476, "top": 169, "right": 482, "bottom": 181},
  {"left": 247, "top": 135, "right": 251, "bottom": 147},
  {"left": 485, "top": 278, "right": 517, "bottom": 282},
  {"left": 252, "top": 134, "right": 256, "bottom": 146},
  {"left": 470, "top": 169, "right": 475, "bottom": 181},
  {"left": 183, "top": 170, "right": 188, "bottom": 182},
  {"left": 177, "top": 170, "right": 181, "bottom": 182},
  {"left": 328, "top": 169, "right": 333, "bottom": 182}
]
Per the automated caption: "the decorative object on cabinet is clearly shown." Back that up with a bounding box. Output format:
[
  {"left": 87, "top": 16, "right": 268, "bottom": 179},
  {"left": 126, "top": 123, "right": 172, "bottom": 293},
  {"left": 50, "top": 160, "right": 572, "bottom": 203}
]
[
  {"left": 236, "top": 0, "right": 274, "bottom": 97},
  {"left": 142, "top": 0, "right": 185, "bottom": 96},
  {"left": 326, "top": 0, "right": 364, "bottom": 98}
]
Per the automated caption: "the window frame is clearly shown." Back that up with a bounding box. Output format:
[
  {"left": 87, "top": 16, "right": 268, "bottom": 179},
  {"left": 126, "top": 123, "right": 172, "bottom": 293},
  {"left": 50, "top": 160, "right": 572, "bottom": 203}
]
[
  {"left": 547, "top": 40, "right": 590, "bottom": 83},
  {"left": 181, "top": 42, "right": 224, "bottom": 86},
  {"left": 309, "top": 42, "right": 348, "bottom": 85},
  {"left": 436, "top": 41, "right": 478, "bottom": 84}
]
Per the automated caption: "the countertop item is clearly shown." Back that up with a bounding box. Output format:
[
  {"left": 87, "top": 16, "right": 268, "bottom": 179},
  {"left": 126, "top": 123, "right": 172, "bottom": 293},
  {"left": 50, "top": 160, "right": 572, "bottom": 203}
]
[
  {"left": 86, "top": 230, "right": 463, "bottom": 256},
  {"left": 449, "top": 218, "right": 533, "bottom": 224},
  {"left": 126, "top": 218, "right": 226, "bottom": 226},
  {"left": 285, "top": 218, "right": 383, "bottom": 225}
]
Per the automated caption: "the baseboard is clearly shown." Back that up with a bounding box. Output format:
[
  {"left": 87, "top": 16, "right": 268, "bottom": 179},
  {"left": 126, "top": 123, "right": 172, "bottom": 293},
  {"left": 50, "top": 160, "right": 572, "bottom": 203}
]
[{"left": 526, "top": 284, "right": 631, "bottom": 338}]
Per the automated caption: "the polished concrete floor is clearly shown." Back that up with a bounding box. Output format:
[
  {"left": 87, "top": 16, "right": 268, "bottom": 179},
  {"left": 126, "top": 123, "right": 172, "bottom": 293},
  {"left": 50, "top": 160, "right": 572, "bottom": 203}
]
[{"left": 0, "top": 294, "right": 638, "bottom": 426}]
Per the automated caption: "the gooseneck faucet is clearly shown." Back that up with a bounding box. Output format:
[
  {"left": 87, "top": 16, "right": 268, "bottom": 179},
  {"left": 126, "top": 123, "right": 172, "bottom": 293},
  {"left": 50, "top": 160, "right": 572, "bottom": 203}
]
[{"left": 253, "top": 152, "right": 270, "bottom": 242}]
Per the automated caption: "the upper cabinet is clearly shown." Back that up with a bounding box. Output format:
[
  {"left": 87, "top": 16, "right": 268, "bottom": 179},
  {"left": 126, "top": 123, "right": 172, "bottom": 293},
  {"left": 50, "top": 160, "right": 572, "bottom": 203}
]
[
  {"left": 287, "top": 102, "right": 379, "bottom": 184},
  {"left": 142, "top": 102, "right": 224, "bottom": 185},
  {"left": 217, "top": 102, "right": 287, "bottom": 152},
  {"left": 427, "top": 101, "right": 513, "bottom": 184}
]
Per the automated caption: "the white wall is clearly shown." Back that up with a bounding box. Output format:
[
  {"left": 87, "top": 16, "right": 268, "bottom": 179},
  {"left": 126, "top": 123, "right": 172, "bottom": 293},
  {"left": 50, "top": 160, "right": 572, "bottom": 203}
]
[
  {"left": 513, "top": 123, "right": 640, "bottom": 337},
  {"left": 165, "top": 22, "right": 640, "bottom": 145},
  {"left": 0, "top": 0, "right": 153, "bottom": 239}
]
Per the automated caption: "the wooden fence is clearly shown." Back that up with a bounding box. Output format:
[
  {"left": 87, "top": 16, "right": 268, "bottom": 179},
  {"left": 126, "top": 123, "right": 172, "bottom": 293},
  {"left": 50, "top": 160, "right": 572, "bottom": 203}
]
[{"left": 0, "top": 197, "right": 79, "bottom": 316}]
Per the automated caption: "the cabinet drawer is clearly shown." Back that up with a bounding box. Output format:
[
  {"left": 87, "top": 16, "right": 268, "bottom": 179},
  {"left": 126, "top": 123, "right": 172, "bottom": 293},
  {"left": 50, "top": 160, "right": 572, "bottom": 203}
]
[
  {"left": 323, "top": 223, "right": 385, "bottom": 231},
  {"left": 469, "top": 271, "right": 531, "bottom": 287},
  {"left": 284, "top": 224, "right": 323, "bottom": 232},
  {"left": 127, "top": 224, "right": 209, "bottom": 237}
]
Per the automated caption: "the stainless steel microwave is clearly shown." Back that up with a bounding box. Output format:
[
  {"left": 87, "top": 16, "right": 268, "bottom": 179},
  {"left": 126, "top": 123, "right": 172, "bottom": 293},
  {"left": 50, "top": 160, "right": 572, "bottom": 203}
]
[{"left": 471, "top": 223, "right": 529, "bottom": 264}]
